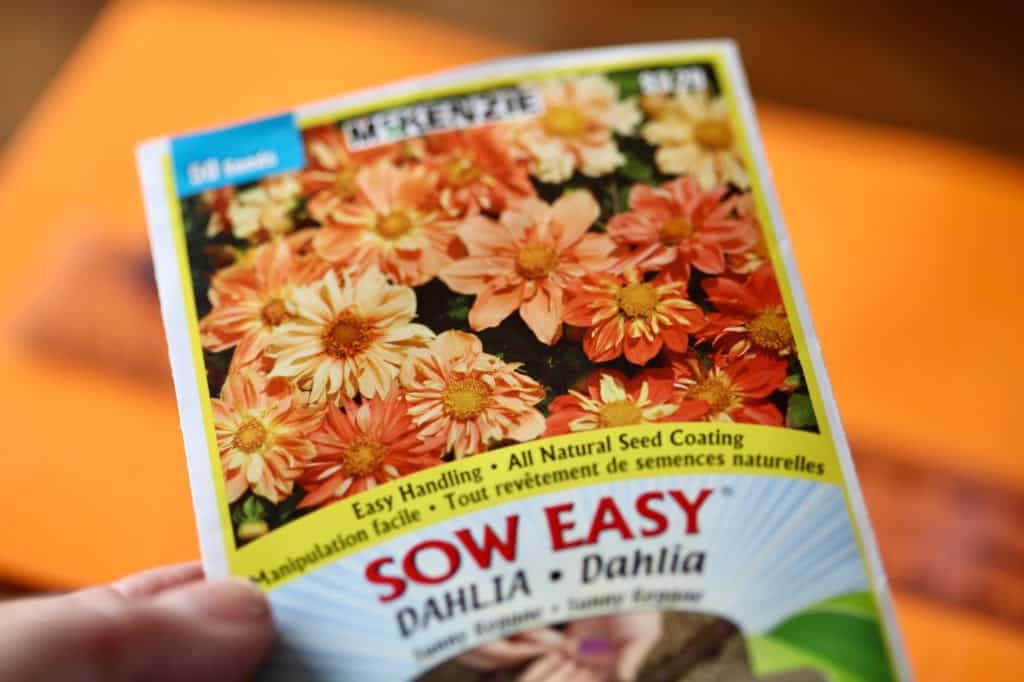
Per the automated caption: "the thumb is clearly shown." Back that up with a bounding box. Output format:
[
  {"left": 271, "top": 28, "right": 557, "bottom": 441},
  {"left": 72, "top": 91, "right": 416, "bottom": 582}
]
[{"left": 0, "top": 575, "right": 273, "bottom": 682}]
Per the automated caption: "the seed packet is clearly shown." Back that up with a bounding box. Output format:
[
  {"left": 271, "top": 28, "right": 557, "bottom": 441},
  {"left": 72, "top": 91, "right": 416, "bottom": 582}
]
[{"left": 137, "top": 41, "right": 910, "bottom": 681}]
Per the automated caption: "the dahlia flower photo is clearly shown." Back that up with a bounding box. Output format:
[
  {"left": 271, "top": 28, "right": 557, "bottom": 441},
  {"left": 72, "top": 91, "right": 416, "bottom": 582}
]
[
  {"left": 299, "top": 388, "right": 444, "bottom": 507},
  {"left": 641, "top": 91, "right": 750, "bottom": 189},
  {"left": 301, "top": 124, "right": 413, "bottom": 226},
  {"left": 546, "top": 369, "right": 706, "bottom": 435},
  {"left": 312, "top": 160, "right": 457, "bottom": 286},
  {"left": 268, "top": 267, "right": 434, "bottom": 402},
  {"left": 563, "top": 267, "right": 705, "bottom": 364},
  {"left": 176, "top": 60, "right": 817, "bottom": 542},
  {"left": 214, "top": 173, "right": 304, "bottom": 241},
  {"left": 213, "top": 370, "right": 322, "bottom": 504},
  {"left": 400, "top": 330, "right": 546, "bottom": 457},
  {"left": 700, "top": 264, "right": 795, "bottom": 363},
  {"left": 670, "top": 352, "right": 788, "bottom": 425},
  {"left": 424, "top": 128, "right": 536, "bottom": 218},
  {"left": 511, "top": 75, "right": 640, "bottom": 183},
  {"left": 440, "top": 191, "right": 616, "bottom": 344},
  {"left": 608, "top": 175, "right": 758, "bottom": 280},
  {"left": 199, "top": 239, "right": 329, "bottom": 367}
]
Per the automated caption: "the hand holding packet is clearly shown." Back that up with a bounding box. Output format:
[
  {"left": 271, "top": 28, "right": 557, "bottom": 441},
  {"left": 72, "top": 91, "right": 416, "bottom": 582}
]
[{"left": 137, "top": 41, "right": 910, "bottom": 681}]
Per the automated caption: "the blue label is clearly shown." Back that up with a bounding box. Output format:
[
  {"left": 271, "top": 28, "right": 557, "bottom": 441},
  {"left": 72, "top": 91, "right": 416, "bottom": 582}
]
[{"left": 170, "top": 114, "right": 305, "bottom": 197}]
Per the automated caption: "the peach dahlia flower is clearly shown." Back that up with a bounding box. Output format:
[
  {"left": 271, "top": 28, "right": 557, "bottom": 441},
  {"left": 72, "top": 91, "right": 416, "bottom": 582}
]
[
  {"left": 439, "top": 191, "right": 616, "bottom": 344},
  {"left": 301, "top": 125, "right": 413, "bottom": 225},
  {"left": 213, "top": 370, "right": 321, "bottom": 504},
  {"left": 312, "top": 160, "right": 456, "bottom": 286},
  {"left": 401, "top": 330, "right": 545, "bottom": 457},
  {"left": 641, "top": 92, "right": 749, "bottom": 189},
  {"left": 545, "top": 369, "right": 705, "bottom": 436},
  {"left": 608, "top": 176, "right": 757, "bottom": 280},
  {"left": 299, "top": 388, "right": 444, "bottom": 508},
  {"left": 564, "top": 267, "right": 704, "bottom": 365},
  {"left": 424, "top": 128, "right": 535, "bottom": 218},
  {"left": 200, "top": 240, "right": 329, "bottom": 367},
  {"left": 268, "top": 268, "right": 434, "bottom": 403},
  {"left": 512, "top": 75, "right": 640, "bottom": 183}
]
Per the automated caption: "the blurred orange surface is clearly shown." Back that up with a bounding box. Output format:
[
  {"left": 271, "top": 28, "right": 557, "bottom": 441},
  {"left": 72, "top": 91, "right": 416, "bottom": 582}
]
[{"left": 0, "top": 0, "right": 1021, "bottom": 677}]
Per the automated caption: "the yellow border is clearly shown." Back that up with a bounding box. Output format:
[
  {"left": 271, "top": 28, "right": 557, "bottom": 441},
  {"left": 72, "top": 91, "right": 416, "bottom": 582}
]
[{"left": 163, "top": 156, "right": 238, "bottom": 557}]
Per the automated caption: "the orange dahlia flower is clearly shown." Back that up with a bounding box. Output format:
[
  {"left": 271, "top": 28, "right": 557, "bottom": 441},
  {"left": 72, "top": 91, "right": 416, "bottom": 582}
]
[
  {"left": 608, "top": 176, "right": 757, "bottom": 280},
  {"left": 439, "top": 191, "right": 616, "bottom": 344},
  {"left": 424, "top": 128, "right": 535, "bottom": 218},
  {"left": 301, "top": 125, "right": 414, "bottom": 225},
  {"left": 268, "top": 268, "right": 434, "bottom": 402},
  {"left": 213, "top": 370, "right": 322, "bottom": 504},
  {"left": 400, "top": 330, "right": 545, "bottom": 457},
  {"left": 511, "top": 75, "right": 640, "bottom": 183},
  {"left": 545, "top": 369, "right": 705, "bottom": 436},
  {"left": 640, "top": 91, "right": 749, "bottom": 189},
  {"left": 200, "top": 240, "right": 330, "bottom": 367},
  {"left": 299, "top": 388, "right": 443, "bottom": 508},
  {"left": 670, "top": 353, "right": 787, "bottom": 425},
  {"left": 311, "top": 160, "right": 456, "bottom": 286},
  {"left": 700, "top": 265, "right": 796, "bottom": 363},
  {"left": 564, "top": 267, "right": 704, "bottom": 364}
]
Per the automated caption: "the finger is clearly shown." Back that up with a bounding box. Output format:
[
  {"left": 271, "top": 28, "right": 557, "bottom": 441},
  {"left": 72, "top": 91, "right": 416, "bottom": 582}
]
[
  {"left": 109, "top": 561, "right": 204, "bottom": 598},
  {"left": 0, "top": 577, "right": 273, "bottom": 682},
  {"left": 518, "top": 627, "right": 566, "bottom": 648},
  {"left": 520, "top": 651, "right": 570, "bottom": 682},
  {"left": 458, "top": 637, "right": 550, "bottom": 670}
]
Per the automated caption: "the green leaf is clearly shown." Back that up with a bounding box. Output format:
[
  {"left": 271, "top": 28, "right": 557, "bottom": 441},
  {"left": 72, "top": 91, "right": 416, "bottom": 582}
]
[
  {"left": 241, "top": 495, "right": 266, "bottom": 521},
  {"left": 786, "top": 393, "right": 817, "bottom": 430},
  {"left": 620, "top": 156, "right": 654, "bottom": 184},
  {"left": 605, "top": 71, "right": 641, "bottom": 99},
  {"left": 275, "top": 492, "right": 302, "bottom": 524},
  {"left": 783, "top": 373, "right": 804, "bottom": 391},
  {"left": 445, "top": 295, "right": 472, "bottom": 322},
  {"left": 747, "top": 591, "right": 896, "bottom": 682},
  {"left": 769, "top": 610, "right": 895, "bottom": 682}
]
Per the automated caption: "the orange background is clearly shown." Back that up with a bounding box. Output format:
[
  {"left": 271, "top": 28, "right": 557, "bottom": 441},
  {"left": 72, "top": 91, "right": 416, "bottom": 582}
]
[{"left": 0, "top": 0, "right": 1021, "bottom": 678}]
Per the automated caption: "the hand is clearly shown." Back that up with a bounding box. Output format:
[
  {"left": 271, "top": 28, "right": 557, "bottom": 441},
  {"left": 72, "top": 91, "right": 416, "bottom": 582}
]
[{"left": 0, "top": 561, "right": 273, "bottom": 682}]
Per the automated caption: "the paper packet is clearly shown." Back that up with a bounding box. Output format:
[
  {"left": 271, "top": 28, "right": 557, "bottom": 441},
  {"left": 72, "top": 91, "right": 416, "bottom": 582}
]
[{"left": 137, "top": 41, "right": 910, "bottom": 681}]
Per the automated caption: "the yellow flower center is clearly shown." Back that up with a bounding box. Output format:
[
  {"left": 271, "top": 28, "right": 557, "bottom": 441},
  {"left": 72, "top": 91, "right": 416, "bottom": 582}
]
[
  {"left": 442, "top": 156, "right": 482, "bottom": 187},
  {"left": 543, "top": 105, "right": 588, "bottom": 137},
  {"left": 376, "top": 211, "right": 413, "bottom": 240},
  {"left": 660, "top": 215, "right": 696, "bottom": 245},
  {"left": 234, "top": 419, "right": 268, "bottom": 452},
  {"left": 442, "top": 377, "right": 492, "bottom": 420},
  {"left": 334, "top": 168, "right": 358, "bottom": 199},
  {"left": 748, "top": 309, "right": 793, "bottom": 352},
  {"left": 687, "top": 376, "right": 734, "bottom": 415},
  {"left": 323, "top": 312, "right": 373, "bottom": 358},
  {"left": 616, "top": 282, "right": 660, "bottom": 319},
  {"left": 598, "top": 399, "right": 644, "bottom": 428},
  {"left": 260, "top": 298, "right": 290, "bottom": 327},
  {"left": 515, "top": 243, "right": 559, "bottom": 279},
  {"left": 694, "top": 119, "right": 734, "bottom": 150},
  {"left": 343, "top": 436, "right": 385, "bottom": 478}
]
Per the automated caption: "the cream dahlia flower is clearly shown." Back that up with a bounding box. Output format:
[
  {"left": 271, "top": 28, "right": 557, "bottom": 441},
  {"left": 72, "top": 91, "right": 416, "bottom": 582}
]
[{"left": 268, "top": 268, "right": 434, "bottom": 402}]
